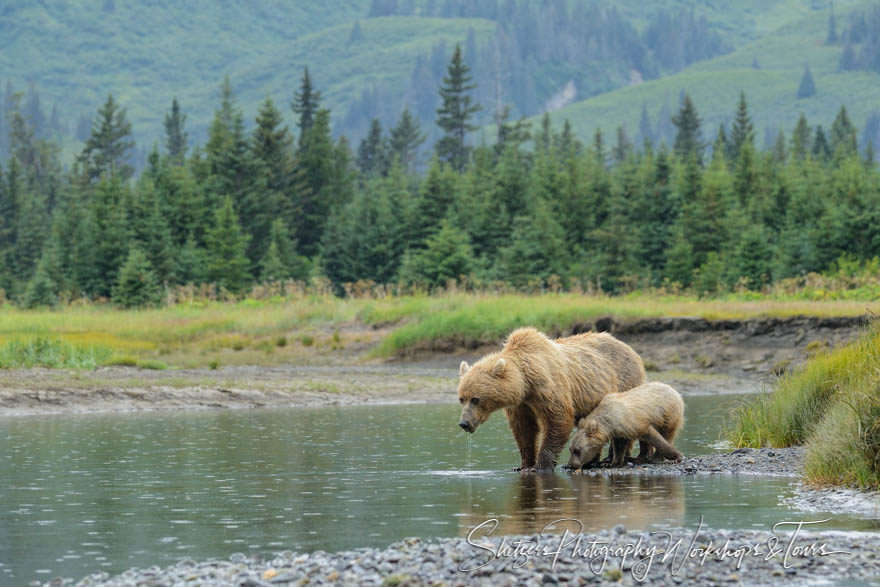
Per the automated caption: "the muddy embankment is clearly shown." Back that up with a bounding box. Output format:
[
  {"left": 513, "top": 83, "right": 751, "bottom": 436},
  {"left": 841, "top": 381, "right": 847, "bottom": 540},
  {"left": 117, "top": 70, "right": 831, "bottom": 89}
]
[{"left": 0, "top": 315, "right": 869, "bottom": 416}]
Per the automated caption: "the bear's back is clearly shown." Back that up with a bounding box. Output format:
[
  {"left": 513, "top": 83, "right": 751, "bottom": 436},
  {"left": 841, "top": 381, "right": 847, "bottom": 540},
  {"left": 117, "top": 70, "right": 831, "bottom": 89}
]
[{"left": 617, "top": 382, "right": 684, "bottom": 427}]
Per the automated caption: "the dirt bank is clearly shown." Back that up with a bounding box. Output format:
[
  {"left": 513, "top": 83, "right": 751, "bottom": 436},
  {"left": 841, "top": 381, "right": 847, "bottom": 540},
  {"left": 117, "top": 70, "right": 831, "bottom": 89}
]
[{"left": 0, "top": 315, "right": 867, "bottom": 416}]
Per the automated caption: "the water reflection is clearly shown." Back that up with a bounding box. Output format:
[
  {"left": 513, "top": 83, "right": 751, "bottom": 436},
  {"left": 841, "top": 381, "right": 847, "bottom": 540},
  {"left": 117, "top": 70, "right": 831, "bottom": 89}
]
[
  {"left": 456, "top": 473, "right": 685, "bottom": 537},
  {"left": 0, "top": 395, "right": 874, "bottom": 584}
]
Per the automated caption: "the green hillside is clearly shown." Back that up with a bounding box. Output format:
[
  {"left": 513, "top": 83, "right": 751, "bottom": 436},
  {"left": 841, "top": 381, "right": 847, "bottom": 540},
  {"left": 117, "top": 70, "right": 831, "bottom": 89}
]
[
  {"left": 542, "top": 0, "right": 880, "bottom": 146},
  {"left": 1, "top": 0, "right": 874, "bottom": 158}
]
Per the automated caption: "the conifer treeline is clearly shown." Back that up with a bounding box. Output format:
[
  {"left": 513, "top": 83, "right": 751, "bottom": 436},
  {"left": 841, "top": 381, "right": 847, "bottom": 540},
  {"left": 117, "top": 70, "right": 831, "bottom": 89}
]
[{"left": 2, "top": 51, "right": 880, "bottom": 308}]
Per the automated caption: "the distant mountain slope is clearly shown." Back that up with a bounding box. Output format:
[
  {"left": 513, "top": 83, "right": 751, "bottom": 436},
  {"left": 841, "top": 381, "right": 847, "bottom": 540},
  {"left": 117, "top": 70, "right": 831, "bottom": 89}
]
[
  {"left": 539, "top": 0, "right": 880, "bottom": 148},
  {"left": 0, "top": 0, "right": 871, "bottom": 158}
]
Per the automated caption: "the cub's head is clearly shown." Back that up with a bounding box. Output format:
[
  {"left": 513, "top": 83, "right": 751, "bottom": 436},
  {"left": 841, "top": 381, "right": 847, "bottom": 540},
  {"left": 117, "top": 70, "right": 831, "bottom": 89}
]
[
  {"left": 457, "top": 357, "right": 521, "bottom": 433},
  {"left": 566, "top": 419, "right": 608, "bottom": 470}
]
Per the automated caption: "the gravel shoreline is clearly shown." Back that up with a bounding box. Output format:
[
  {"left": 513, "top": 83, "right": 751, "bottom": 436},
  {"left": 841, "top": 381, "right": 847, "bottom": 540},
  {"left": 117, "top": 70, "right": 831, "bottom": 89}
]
[
  {"left": 68, "top": 526, "right": 880, "bottom": 586},
  {"left": 569, "top": 447, "right": 806, "bottom": 478}
]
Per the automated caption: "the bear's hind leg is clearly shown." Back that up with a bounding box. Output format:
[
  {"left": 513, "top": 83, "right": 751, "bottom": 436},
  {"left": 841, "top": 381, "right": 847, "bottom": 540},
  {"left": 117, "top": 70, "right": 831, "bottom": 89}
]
[
  {"left": 506, "top": 405, "right": 539, "bottom": 470},
  {"left": 639, "top": 425, "right": 682, "bottom": 463}
]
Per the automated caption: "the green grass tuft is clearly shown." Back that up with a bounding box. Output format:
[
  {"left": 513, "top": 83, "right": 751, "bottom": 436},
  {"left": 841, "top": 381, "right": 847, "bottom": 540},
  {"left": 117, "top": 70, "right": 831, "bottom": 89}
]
[
  {"left": 0, "top": 338, "right": 113, "bottom": 369},
  {"left": 728, "top": 321, "right": 880, "bottom": 489}
]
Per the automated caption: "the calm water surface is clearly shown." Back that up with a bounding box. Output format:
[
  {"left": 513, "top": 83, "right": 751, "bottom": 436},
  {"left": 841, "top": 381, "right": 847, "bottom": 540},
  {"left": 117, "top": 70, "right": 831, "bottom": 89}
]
[{"left": 0, "top": 394, "right": 875, "bottom": 583}]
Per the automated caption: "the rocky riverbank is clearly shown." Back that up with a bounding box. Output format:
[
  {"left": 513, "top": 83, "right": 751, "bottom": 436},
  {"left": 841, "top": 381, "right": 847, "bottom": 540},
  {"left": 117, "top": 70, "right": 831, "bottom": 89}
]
[
  {"left": 68, "top": 525, "right": 880, "bottom": 586},
  {"left": 569, "top": 446, "right": 806, "bottom": 478}
]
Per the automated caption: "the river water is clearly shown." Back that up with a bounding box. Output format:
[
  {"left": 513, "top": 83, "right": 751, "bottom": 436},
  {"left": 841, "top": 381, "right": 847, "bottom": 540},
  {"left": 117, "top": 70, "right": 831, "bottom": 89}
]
[{"left": 0, "top": 395, "right": 875, "bottom": 583}]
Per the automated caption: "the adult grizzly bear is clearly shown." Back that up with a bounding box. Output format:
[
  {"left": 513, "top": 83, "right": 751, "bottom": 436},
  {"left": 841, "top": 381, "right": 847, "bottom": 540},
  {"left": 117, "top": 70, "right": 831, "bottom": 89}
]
[
  {"left": 566, "top": 382, "right": 684, "bottom": 470},
  {"left": 457, "top": 327, "right": 646, "bottom": 471}
]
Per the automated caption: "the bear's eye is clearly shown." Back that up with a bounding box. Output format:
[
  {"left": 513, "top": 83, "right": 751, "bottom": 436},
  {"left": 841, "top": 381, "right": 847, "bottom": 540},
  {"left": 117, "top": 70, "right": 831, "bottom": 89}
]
[
  {"left": 470, "top": 397, "right": 480, "bottom": 406},
  {"left": 459, "top": 397, "right": 465, "bottom": 404},
  {"left": 572, "top": 448, "right": 581, "bottom": 457}
]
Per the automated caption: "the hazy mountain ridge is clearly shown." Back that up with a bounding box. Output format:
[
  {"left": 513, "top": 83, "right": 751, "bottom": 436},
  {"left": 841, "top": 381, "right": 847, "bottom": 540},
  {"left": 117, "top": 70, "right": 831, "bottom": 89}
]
[{"left": 1, "top": 0, "right": 873, "bottom": 160}]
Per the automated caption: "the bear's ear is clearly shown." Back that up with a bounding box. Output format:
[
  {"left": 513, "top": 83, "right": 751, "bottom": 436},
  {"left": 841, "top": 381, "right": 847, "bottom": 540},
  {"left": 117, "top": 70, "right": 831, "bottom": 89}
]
[
  {"left": 491, "top": 358, "right": 506, "bottom": 377},
  {"left": 459, "top": 361, "right": 470, "bottom": 376}
]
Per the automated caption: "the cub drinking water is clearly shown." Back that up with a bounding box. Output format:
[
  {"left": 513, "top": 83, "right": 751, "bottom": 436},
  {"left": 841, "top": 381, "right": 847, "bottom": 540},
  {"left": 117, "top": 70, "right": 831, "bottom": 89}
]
[{"left": 566, "top": 381, "right": 684, "bottom": 470}]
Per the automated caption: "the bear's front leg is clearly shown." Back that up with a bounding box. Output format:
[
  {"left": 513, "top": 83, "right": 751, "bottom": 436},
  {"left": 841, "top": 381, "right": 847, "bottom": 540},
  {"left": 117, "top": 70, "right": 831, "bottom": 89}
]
[
  {"left": 535, "top": 411, "right": 574, "bottom": 471},
  {"left": 505, "top": 405, "right": 539, "bottom": 470}
]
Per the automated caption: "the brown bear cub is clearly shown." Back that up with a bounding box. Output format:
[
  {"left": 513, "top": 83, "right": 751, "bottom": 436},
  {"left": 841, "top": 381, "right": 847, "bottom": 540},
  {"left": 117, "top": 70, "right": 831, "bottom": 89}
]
[
  {"left": 566, "top": 382, "right": 684, "bottom": 470},
  {"left": 457, "top": 327, "right": 646, "bottom": 471}
]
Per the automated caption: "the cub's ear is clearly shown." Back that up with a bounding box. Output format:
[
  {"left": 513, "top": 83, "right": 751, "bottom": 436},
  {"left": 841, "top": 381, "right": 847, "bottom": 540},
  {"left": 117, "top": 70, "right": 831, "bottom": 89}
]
[
  {"left": 581, "top": 419, "right": 599, "bottom": 434},
  {"left": 491, "top": 358, "right": 506, "bottom": 377},
  {"left": 459, "top": 361, "right": 470, "bottom": 376}
]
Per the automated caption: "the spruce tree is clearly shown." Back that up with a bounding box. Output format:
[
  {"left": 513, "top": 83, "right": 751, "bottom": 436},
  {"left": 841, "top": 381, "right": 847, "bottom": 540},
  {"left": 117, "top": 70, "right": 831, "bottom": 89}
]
[
  {"left": 664, "top": 224, "right": 694, "bottom": 286},
  {"left": 830, "top": 105, "right": 857, "bottom": 156},
  {"left": 177, "top": 233, "right": 207, "bottom": 284},
  {"left": 205, "top": 196, "right": 251, "bottom": 293},
  {"left": 204, "top": 76, "right": 254, "bottom": 218},
  {"left": 634, "top": 149, "right": 676, "bottom": 278},
  {"left": 791, "top": 114, "right": 812, "bottom": 161},
  {"left": 612, "top": 126, "right": 633, "bottom": 164},
  {"left": 827, "top": 3, "right": 838, "bottom": 44},
  {"left": 410, "top": 158, "right": 459, "bottom": 246},
  {"left": 296, "top": 108, "right": 335, "bottom": 257},
  {"left": 128, "top": 177, "right": 176, "bottom": 285},
  {"left": 164, "top": 97, "right": 188, "bottom": 164},
  {"left": 797, "top": 64, "right": 816, "bottom": 99},
  {"left": 250, "top": 96, "right": 294, "bottom": 265},
  {"left": 347, "top": 20, "right": 365, "bottom": 45},
  {"left": 88, "top": 174, "right": 131, "bottom": 297},
  {"left": 772, "top": 130, "right": 788, "bottom": 163},
  {"left": 812, "top": 125, "right": 832, "bottom": 162},
  {"left": 397, "top": 220, "right": 473, "bottom": 288},
  {"left": 731, "top": 223, "right": 773, "bottom": 289},
  {"left": 76, "top": 94, "right": 134, "bottom": 182},
  {"left": 672, "top": 94, "right": 704, "bottom": 164},
  {"left": 730, "top": 92, "right": 754, "bottom": 161},
  {"left": 292, "top": 66, "right": 321, "bottom": 145},
  {"left": 497, "top": 200, "right": 567, "bottom": 290},
  {"left": 11, "top": 190, "right": 48, "bottom": 281},
  {"left": 112, "top": 247, "right": 161, "bottom": 308},
  {"left": 434, "top": 44, "right": 482, "bottom": 171},
  {"left": 494, "top": 106, "right": 532, "bottom": 158},
  {"left": 356, "top": 118, "right": 389, "bottom": 177},
  {"left": 259, "top": 218, "right": 308, "bottom": 282},
  {"left": 22, "top": 255, "right": 58, "bottom": 308},
  {"left": 389, "top": 107, "right": 426, "bottom": 172},
  {"left": 714, "top": 123, "right": 731, "bottom": 162}
]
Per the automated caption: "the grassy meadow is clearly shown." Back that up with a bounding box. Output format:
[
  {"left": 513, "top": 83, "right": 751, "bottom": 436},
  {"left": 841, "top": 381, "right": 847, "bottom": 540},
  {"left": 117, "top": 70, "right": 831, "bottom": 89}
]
[
  {"left": 729, "top": 320, "right": 880, "bottom": 489},
  {"left": 0, "top": 292, "right": 872, "bottom": 369}
]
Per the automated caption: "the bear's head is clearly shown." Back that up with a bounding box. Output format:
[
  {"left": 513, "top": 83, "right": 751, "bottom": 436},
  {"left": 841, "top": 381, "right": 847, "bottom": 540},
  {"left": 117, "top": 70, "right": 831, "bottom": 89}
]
[
  {"left": 457, "top": 356, "right": 523, "bottom": 433},
  {"left": 566, "top": 419, "right": 607, "bottom": 470}
]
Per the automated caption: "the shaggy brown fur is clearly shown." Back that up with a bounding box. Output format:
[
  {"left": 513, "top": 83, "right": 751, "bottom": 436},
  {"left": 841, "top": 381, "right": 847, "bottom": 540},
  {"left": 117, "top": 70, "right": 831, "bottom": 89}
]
[
  {"left": 457, "top": 327, "right": 646, "bottom": 470},
  {"left": 566, "top": 382, "right": 684, "bottom": 470}
]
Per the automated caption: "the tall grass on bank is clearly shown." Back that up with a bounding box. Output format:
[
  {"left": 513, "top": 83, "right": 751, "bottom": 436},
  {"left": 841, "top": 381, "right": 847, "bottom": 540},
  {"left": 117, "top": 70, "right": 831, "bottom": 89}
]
[
  {"left": 0, "top": 338, "right": 113, "bottom": 369},
  {"left": 729, "top": 322, "right": 880, "bottom": 489},
  {"left": 0, "top": 293, "right": 872, "bottom": 365},
  {"left": 363, "top": 293, "right": 872, "bottom": 357}
]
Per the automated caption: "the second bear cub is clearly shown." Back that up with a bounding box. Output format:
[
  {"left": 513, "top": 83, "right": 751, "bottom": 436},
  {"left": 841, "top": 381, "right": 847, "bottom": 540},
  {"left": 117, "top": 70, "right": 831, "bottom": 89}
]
[{"left": 566, "top": 382, "right": 684, "bottom": 469}]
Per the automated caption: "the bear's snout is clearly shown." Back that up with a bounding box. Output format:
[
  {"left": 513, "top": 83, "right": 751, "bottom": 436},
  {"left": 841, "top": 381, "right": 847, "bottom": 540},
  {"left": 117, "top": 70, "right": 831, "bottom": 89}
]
[{"left": 459, "top": 420, "right": 475, "bottom": 433}]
